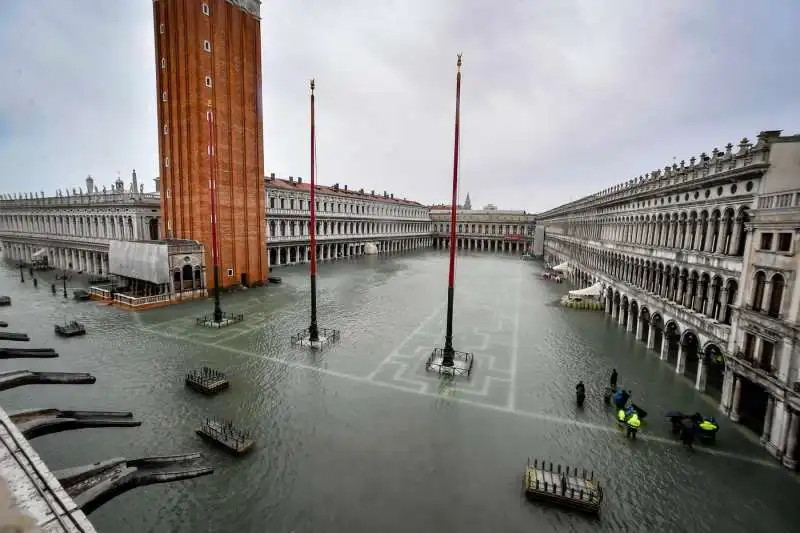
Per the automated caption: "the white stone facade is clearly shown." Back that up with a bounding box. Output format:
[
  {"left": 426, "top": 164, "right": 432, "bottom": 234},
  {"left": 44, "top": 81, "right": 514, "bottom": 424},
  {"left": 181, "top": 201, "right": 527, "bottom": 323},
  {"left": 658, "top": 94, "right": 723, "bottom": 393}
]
[
  {"left": 429, "top": 207, "right": 535, "bottom": 254},
  {"left": 265, "top": 176, "right": 433, "bottom": 267},
  {"left": 536, "top": 130, "right": 800, "bottom": 469},
  {"left": 0, "top": 173, "right": 160, "bottom": 276}
]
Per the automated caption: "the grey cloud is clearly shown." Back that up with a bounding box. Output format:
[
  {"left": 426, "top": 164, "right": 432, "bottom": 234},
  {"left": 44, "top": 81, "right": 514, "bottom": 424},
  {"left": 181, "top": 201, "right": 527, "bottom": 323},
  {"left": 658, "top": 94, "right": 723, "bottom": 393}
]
[{"left": 1, "top": 0, "right": 798, "bottom": 212}]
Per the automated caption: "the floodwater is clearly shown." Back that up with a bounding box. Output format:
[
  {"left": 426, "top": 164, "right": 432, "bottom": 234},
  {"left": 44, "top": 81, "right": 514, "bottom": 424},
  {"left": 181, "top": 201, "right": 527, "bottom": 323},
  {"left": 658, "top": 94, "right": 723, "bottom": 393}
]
[{"left": 0, "top": 252, "right": 798, "bottom": 533}]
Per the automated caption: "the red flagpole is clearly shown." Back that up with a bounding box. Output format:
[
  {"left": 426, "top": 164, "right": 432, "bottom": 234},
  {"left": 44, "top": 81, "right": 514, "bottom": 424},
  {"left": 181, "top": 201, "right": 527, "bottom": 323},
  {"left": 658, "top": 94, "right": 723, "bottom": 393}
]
[
  {"left": 207, "top": 101, "right": 223, "bottom": 322},
  {"left": 308, "top": 79, "right": 319, "bottom": 341},
  {"left": 442, "top": 54, "right": 462, "bottom": 364}
]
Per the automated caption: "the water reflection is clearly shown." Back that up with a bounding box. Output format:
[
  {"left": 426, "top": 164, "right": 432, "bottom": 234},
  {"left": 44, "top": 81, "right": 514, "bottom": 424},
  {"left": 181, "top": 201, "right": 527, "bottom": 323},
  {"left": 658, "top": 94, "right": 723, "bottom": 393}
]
[{"left": 0, "top": 255, "right": 798, "bottom": 533}]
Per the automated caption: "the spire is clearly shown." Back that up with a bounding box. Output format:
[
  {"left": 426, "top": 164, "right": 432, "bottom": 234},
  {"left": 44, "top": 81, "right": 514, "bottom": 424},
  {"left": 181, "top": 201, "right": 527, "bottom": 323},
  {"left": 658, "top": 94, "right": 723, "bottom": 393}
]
[{"left": 464, "top": 192, "right": 471, "bottom": 210}]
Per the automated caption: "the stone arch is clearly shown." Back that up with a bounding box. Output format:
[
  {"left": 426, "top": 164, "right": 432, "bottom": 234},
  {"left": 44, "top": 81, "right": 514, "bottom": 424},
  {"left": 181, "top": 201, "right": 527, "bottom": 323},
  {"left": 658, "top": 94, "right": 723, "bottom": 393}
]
[
  {"left": 767, "top": 272, "right": 785, "bottom": 318},
  {"left": 629, "top": 300, "right": 639, "bottom": 336},
  {"left": 639, "top": 307, "right": 651, "bottom": 343},
  {"left": 664, "top": 320, "right": 681, "bottom": 365},
  {"left": 702, "top": 342, "right": 725, "bottom": 400},
  {"left": 681, "top": 330, "right": 701, "bottom": 382},
  {"left": 606, "top": 286, "right": 614, "bottom": 314},
  {"left": 613, "top": 291, "right": 621, "bottom": 319},
  {"left": 621, "top": 296, "right": 629, "bottom": 328},
  {"left": 650, "top": 313, "right": 664, "bottom": 353},
  {"left": 148, "top": 218, "right": 159, "bottom": 240}
]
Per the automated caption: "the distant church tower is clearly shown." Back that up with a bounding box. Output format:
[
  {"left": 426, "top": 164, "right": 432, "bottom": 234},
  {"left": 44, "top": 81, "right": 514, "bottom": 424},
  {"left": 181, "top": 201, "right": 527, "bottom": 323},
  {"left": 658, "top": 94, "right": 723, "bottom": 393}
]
[{"left": 463, "top": 192, "right": 472, "bottom": 210}]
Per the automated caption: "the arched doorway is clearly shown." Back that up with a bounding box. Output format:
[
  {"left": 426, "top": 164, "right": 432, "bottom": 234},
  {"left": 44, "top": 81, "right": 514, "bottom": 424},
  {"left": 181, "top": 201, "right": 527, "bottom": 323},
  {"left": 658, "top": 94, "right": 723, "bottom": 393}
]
[
  {"left": 665, "top": 321, "right": 681, "bottom": 365},
  {"left": 613, "top": 291, "right": 621, "bottom": 319},
  {"left": 629, "top": 301, "right": 639, "bottom": 336},
  {"left": 173, "top": 270, "right": 181, "bottom": 292},
  {"left": 703, "top": 344, "right": 725, "bottom": 400},
  {"left": 650, "top": 313, "right": 664, "bottom": 354},
  {"left": 148, "top": 218, "right": 159, "bottom": 240},
  {"left": 682, "top": 331, "right": 700, "bottom": 382},
  {"left": 738, "top": 376, "right": 769, "bottom": 436},
  {"left": 621, "top": 296, "right": 629, "bottom": 328},
  {"left": 606, "top": 287, "right": 614, "bottom": 314},
  {"left": 639, "top": 307, "right": 651, "bottom": 344},
  {"left": 182, "top": 264, "right": 193, "bottom": 290}
]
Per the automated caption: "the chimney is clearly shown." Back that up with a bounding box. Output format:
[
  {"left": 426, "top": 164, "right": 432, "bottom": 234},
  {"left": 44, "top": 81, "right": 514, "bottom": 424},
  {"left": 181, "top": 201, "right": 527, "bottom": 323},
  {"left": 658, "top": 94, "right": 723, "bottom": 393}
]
[
  {"left": 85, "top": 175, "right": 95, "bottom": 195},
  {"left": 344, "top": 184, "right": 348, "bottom": 192},
  {"left": 270, "top": 172, "right": 276, "bottom": 180},
  {"left": 371, "top": 190, "right": 375, "bottom": 196},
  {"left": 333, "top": 183, "right": 339, "bottom": 191},
  {"left": 289, "top": 176, "right": 294, "bottom": 183},
  {"left": 296, "top": 177, "right": 302, "bottom": 184},
  {"left": 390, "top": 193, "right": 394, "bottom": 199},
  {"left": 383, "top": 191, "right": 388, "bottom": 198},
  {"left": 359, "top": 188, "right": 364, "bottom": 194},
  {"left": 153, "top": 177, "right": 161, "bottom": 193}
]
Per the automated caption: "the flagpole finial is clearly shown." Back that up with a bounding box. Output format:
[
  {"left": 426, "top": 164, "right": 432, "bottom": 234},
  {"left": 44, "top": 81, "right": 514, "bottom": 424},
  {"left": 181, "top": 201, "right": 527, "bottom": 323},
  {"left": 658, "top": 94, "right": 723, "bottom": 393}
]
[
  {"left": 457, "top": 53, "right": 462, "bottom": 71},
  {"left": 310, "top": 78, "right": 315, "bottom": 93}
]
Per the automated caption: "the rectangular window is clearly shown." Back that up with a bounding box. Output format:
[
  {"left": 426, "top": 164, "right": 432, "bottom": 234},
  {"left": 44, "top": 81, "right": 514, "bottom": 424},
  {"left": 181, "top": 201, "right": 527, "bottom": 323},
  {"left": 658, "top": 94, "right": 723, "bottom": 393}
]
[
  {"left": 162, "top": 91, "right": 167, "bottom": 102},
  {"left": 269, "top": 198, "right": 275, "bottom": 209},
  {"left": 202, "top": 3, "right": 210, "bottom": 16},
  {"left": 759, "top": 232, "right": 773, "bottom": 250},
  {"left": 161, "top": 57, "right": 166, "bottom": 69},
  {"left": 159, "top": 23, "right": 165, "bottom": 34},
  {"left": 777, "top": 232, "right": 792, "bottom": 252},
  {"left": 203, "top": 40, "right": 211, "bottom": 52},
  {"left": 227, "top": 268, "right": 234, "bottom": 277},
  {"left": 205, "top": 76, "right": 212, "bottom": 88}
]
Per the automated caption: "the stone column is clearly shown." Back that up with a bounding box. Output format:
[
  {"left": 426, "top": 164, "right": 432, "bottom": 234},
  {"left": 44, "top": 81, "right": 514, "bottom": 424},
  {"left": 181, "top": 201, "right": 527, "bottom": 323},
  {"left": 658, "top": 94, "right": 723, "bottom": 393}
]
[
  {"left": 782, "top": 411, "right": 799, "bottom": 470},
  {"left": 618, "top": 307, "right": 625, "bottom": 326},
  {"left": 675, "top": 343, "right": 686, "bottom": 374},
  {"left": 695, "top": 360, "right": 707, "bottom": 391},
  {"left": 635, "top": 317, "right": 643, "bottom": 340},
  {"left": 761, "top": 395, "right": 775, "bottom": 445},
  {"left": 646, "top": 324, "right": 655, "bottom": 349},
  {"left": 659, "top": 338, "right": 668, "bottom": 361},
  {"left": 730, "top": 376, "right": 742, "bottom": 422}
]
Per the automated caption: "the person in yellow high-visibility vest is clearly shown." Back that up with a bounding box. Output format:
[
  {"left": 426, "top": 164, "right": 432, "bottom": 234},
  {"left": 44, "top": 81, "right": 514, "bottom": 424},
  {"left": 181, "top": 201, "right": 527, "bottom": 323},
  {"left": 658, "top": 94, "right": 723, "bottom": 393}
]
[{"left": 626, "top": 412, "right": 641, "bottom": 439}]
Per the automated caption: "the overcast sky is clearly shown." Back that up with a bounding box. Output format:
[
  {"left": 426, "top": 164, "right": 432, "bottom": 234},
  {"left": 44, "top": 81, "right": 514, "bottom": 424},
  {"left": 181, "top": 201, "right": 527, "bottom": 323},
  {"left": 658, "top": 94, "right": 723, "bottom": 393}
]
[{"left": 0, "top": 0, "right": 797, "bottom": 212}]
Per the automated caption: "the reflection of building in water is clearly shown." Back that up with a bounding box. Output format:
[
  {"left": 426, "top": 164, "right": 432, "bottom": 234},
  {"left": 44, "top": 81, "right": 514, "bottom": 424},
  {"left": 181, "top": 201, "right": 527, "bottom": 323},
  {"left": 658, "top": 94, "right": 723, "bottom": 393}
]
[
  {"left": 537, "top": 129, "right": 800, "bottom": 470},
  {"left": 88, "top": 239, "right": 206, "bottom": 310}
]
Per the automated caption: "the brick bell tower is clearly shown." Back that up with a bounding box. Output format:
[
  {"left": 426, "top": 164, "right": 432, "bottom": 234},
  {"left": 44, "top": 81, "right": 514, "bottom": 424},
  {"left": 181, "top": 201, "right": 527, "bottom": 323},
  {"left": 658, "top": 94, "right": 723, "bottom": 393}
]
[{"left": 152, "top": 0, "right": 267, "bottom": 288}]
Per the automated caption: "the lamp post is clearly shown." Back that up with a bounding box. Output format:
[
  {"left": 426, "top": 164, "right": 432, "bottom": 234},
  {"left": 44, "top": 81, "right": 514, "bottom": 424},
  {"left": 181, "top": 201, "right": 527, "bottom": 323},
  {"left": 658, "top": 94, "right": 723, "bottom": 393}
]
[{"left": 56, "top": 270, "right": 71, "bottom": 299}]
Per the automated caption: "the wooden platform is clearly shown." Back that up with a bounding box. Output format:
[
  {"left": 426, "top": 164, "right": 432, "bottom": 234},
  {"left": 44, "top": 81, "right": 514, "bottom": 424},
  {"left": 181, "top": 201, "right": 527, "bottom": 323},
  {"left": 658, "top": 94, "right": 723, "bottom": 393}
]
[
  {"left": 185, "top": 367, "right": 230, "bottom": 395},
  {"left": 196, "top": 419, "right": 253, "bottom": 456},
  {"left": 524, "top": 459, "right": 603, "bottom": 514}
]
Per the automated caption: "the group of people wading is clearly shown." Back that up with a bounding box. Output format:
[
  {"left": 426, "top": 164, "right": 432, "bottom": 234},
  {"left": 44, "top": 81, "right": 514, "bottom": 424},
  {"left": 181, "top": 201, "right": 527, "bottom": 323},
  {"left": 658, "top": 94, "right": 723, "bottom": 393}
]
[
  {"left": 576, "top": 369, "right": 719, "bottom": 448},
  {"left": 575, "top": 369, "right": 642, "bottom": 439}
]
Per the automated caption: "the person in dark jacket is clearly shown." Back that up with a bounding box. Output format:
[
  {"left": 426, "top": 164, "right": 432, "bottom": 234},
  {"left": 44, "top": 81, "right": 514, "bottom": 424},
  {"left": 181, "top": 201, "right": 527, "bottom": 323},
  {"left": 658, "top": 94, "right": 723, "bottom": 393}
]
[{"left": 610, "top": 369, "right": 618, "bottom": 389}]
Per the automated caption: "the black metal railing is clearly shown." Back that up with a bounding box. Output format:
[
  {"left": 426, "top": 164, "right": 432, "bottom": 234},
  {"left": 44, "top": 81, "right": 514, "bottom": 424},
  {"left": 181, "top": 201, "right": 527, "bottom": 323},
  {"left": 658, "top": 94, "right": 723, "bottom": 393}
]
[{"left": 195, "top": 312, "right": 244, "bottom": 325}]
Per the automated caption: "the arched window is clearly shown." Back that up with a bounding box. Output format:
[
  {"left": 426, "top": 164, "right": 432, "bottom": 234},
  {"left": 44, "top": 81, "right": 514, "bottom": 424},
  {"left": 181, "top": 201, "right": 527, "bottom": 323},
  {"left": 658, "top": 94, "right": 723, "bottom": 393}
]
[
  {"left": 768, "top": 273, "right": 785, "bottom": 318},
  {"left": 751, "top": 271, "right": 766, "bottom": 311}
]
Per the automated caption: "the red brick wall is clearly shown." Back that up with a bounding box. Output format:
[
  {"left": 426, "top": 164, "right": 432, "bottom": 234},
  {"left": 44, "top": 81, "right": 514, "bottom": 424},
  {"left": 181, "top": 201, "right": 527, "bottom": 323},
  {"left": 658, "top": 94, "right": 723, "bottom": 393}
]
[{"left": 153, "top": 0, "right": 267, "bottom": 289}]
